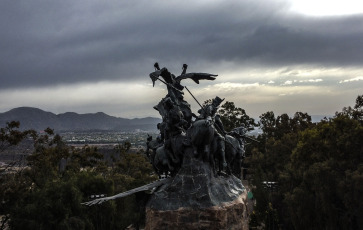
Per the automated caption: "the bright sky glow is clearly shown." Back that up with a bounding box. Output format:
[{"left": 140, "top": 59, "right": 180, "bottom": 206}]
[
  {"left": 0, "top": 82, "right": 164, "bottom": 118},
  {"left": 339, "top": 76, "right": 363, "bottom": 83},
  {"left": 289, "top": 0, "right": 363, "bottom": 16},
  {"left": 0, "top": 0, "right": 362, "bottom": 119}
]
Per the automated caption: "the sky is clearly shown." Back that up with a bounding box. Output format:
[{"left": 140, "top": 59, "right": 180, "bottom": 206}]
[{"left": 0, "top": 0, "right": 362, "bottom": 119}]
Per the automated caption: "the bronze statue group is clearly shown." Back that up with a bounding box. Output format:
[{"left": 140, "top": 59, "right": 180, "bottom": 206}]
[
  {"left": 83, "top": 63, "right": 249, "bottom": 207},
  {"left": 146, "top": 63, "right": 247, "bottom": 179}
]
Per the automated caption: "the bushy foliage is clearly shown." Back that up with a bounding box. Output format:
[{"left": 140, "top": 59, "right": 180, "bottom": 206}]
[
  {"left": 202, "top": 100, "right": 258, "bottom": 131},
  {"left": 1, "top": 95, "right": 362, "bottom": 230},
  {"left": 0, "top": 121, "right": 35, "bottom": 152},
  {"left": 0, "top": 126, "right": 156, "bottom": 230},
  {"left": 247, "top": 95, "right": 363, "bottom": 230},
  {"left": 219, "top": 101, "right": 258, "bottom": 132}
]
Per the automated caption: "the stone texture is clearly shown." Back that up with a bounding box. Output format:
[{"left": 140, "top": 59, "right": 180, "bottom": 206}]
[
  {"left": 145, "top": 192, "right": 248, "bottom": 230},
  {"left": 145, "top": 147, "right": 248, "bottom": 229},
  {"left": 147, "top": 148, "right": 245, "bottom": 210}
]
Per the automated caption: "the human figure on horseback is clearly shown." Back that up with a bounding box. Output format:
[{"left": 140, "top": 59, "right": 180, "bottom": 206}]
[
  {"left": 149, "top": 63, "right": 226, "bottom": 176},
  {"left": 163, "top": 97, "right": 188, "bottom": 165},
  {"left": 150, "top": 62, "right": 218, "bottom": 129},
  {"left": 197, "top": 96, "right": 228, "bottom": 171},
  {"left": 224, "top": 126, "right": 247, "bottom": 178},
  {"left": 228, "top": 125, "right": 247, "bottom": 157}
]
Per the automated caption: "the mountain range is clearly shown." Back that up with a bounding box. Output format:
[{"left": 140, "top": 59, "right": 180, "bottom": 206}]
[
  {"left": 0, "top": 107, "right": 331, "bottom": 133},
  {"left": 0, "top": 107, "right": 161, "bottom": 132}
]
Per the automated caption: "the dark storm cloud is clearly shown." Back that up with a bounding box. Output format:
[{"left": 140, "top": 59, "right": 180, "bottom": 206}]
[{"left": 1, "top": 0, "right": 362, "bottom": 89}]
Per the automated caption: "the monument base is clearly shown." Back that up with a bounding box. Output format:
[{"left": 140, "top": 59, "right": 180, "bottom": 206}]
[
  {"left": 145, "top": 148, "right": 248, "bottom": 229},
  {"left": 145, "top": 192, "right": 248, "bottom": 230}
]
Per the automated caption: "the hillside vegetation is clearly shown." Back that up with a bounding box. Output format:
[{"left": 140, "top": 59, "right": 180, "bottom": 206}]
[
  {"left": 0, "top": 95, "right": 362, "bottom": 230},
  {"left": 246, "top": 95, "right": 362, "bottom": 230}
]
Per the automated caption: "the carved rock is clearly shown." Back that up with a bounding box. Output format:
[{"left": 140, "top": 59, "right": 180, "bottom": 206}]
[
  {"left": 145, "top": 147, "right": 248, "bottom": 229},
  {"left": 145, "top": 192, "right": 248, "bottom": 230}
]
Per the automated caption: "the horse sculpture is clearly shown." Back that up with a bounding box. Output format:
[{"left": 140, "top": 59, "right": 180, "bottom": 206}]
[
  {"left": 145, "top": 135, "right": 166, "bottom": 177},
  {"left": 146, "top": 133, "right": 187, "bottom": 178},
  {"left": 146, "top": 119, "right": 215, "bottom": 177},
  {"left": 224, "top": 134, "right": 245, "bottom": 178},
  {"left": 146, "top": 120, "right": 247, "bottom": 179},
  {"left": 187, "top": 119, "right": 215, "bottom": 164},
  {"left": 145, "top": 135, "right": 163, "bottom": 163},
  {"left": 207, "top": 126, "right": 246, "bottom": 178}
]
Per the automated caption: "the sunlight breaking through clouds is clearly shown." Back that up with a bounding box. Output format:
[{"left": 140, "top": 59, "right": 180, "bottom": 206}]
[
  {"left": 282, "top": 80, "right": 293, "bottom": 85},
  {"left": 339, "top": 76, "right": 363, "bottom": 83},
  {"left": 2, "top": 65, "right": 361, "bottom": 119},
  {"left": 0, "top": 0, "right": 363, "bottom": 119},
  {"left": 299, "top": 79, "right": 323, "bottom": 83},
  {"left": 288, "top": 0, "right": 363, "bottom": 16},
  {"left": 212, "top": 82, "right": 260, "bottom": 90},
  {"left": 281, "top": 79, "right": 323, "bottom": 85},
  {"left": 0, "top": 81, "right": 165, "bottom": 118}
]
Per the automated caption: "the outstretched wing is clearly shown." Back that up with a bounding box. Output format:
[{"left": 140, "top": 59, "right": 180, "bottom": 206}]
[{"left": 176, "top": 73, "right": 218, "bottom": 84}]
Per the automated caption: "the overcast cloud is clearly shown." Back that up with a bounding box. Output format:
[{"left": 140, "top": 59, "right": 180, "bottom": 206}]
[{"left": 0, "top": 0, "right": 362, "bottom": 118}]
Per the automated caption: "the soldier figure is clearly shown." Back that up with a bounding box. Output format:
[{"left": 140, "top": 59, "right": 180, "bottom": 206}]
[
  {"left": 150, "top": 62, "right": 218, "bottom": 128},
  {"left": 163, "top": 97, "right": 187, "bottom": 137},
  {"left": 149, "top": 62, "right": 222, "bottom": 174},
  {"left": 163, "top": 97, "right": 187, "bottom": 165},
  {"left": 198, "top": 96, "right": 227, "bottom": 169},
  {"left": 228, "top": 125, "right": 247, "bottom": 159},
  {"left": 229, "top": 126, "right": 246, "bottom": 147}
]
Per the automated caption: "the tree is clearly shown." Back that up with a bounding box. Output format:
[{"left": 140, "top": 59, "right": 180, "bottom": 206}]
[
  {"left": 218, "top": 101, "right": 257, "bottom": 132},
  {"left": 336, "top": 95, "right": 363, "bottom": 122},
  {"left": 285, "top": 113, "right": 363, "bottom": 229},
  {"left": 0, "top": 121, "right": 34, "bottom": 153},
  {"left": 1, "top": 122, "right": 157, "bottom": 230},
  {"left": 259, "top": 111, "right": 276, "bottom": 138},
  {"left": 0, "top": 121, "right": 37, "bottom": 229},
  {"left": 290, "top": 112, "right": 313, "bottom": 132},
  {"left": 247, "top": 95, "right": 363, "bottom": 229}
]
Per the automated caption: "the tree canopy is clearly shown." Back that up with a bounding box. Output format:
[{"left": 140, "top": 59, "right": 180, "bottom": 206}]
[
  {"left": 247, "top": 95, "right": 363, "bottom": 230},
  {"left": 0, "top": 127, "right": 156, "bottom": 230},
  {"left": 1, "top": 95, "right": 362, "bottom": 229}
]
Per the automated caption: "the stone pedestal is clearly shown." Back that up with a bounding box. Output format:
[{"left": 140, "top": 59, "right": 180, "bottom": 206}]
[
  {"left": 145, "top": 148, "right": 248, "bottom": 230},
  {"left": 145, "top": 192, "right": 248, "bottom": 230}
]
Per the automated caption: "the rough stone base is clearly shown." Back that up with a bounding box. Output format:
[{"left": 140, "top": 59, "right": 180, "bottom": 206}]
[
  {"left": 145, "top": 145, "right": 249, "bottom": 229},
  {"left": 147, "top": 147, "right": 245, "bottom": 211},
  {"left": 145, "top": 192, "right": 248, "bottom": 230}
]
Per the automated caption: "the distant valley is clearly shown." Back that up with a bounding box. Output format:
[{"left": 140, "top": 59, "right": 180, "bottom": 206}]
[
  {"left": 0, "top": 107, "right": 330, "bottom": 133},
  {"left": 0, "top": 107, "right": 161, "bottom": 132}
]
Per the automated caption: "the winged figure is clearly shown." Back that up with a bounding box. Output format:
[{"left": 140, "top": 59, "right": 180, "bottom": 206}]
[
  {"left": 149, "top": 62, "right": 218, "bottom": 90},
  {"left": 150, "top": 62, "right": 218, "bottom": 128}
]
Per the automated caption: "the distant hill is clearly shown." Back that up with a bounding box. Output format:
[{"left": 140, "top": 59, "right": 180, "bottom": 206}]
[{"left": 0, "top": 107, "right": 161, "bottom": 132}]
